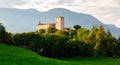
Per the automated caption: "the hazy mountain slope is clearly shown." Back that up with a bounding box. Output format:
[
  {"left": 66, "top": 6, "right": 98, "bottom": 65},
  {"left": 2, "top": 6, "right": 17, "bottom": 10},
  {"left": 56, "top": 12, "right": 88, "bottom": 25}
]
[{"left": 0, "top": 8, "right": 119, "bottom": 38}]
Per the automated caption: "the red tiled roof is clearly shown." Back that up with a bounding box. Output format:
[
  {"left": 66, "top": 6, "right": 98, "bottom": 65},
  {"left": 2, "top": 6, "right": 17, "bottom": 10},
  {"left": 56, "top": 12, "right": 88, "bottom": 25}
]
[
  {"left": 38, "top": 23, "right": 55, "bottom": 25},
  {"left": 64, "top": 28, "right": 69, "bottom": 30}
]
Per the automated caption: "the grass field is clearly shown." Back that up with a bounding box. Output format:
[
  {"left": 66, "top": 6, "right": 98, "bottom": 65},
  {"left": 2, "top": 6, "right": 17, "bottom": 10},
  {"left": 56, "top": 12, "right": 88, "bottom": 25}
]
[
  {"left": 0, "top": 43, "right": 73, "bottom": 65},
  {"left": 0, "top": 43, "right": 120, "bottom": 65},
  {"left": 60, "top": 56, "right": 120, "bottom": 65}
]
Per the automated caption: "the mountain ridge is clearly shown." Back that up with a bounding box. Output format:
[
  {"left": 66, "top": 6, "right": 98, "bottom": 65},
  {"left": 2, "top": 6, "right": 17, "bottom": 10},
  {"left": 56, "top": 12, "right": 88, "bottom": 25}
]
[{"left": 0, "top": 8, "right": 119, "bottom": 38}]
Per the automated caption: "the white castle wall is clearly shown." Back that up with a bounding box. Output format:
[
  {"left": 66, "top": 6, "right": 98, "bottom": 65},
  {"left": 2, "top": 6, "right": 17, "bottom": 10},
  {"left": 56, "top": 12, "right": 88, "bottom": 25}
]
[{"left": 37, "top": 16, "right": 64, "bottom": 31}]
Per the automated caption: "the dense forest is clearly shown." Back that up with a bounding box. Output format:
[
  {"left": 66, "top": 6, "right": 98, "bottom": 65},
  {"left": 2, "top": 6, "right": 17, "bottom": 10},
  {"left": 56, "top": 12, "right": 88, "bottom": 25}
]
[{"left": 0, "top": 23, "right": 120, "bottom": 58}]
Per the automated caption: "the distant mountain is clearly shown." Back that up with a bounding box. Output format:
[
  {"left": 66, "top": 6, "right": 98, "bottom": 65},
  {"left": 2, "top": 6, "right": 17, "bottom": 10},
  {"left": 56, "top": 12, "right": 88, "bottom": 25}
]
[{"left": 0, "top": 8, "right": 120, "bottom": 38}]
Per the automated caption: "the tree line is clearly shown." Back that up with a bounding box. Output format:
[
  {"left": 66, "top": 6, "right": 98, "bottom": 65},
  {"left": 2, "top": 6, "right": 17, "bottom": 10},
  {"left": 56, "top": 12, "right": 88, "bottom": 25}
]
[{"left": 0, "top": 23, "right": 120, "bottom": 58}]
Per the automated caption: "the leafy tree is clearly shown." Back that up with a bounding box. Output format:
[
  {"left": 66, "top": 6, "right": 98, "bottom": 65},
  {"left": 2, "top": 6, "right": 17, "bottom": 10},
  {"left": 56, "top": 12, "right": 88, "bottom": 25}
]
[
  {"left": 106, "top": 29, "right": 111, "bottom": 36},
  {"left": 55, "top": 30, "right": 63, "bottom": 35},
  {"left": 88, "top": 26, "right": 98, "bottom": 44},
  {"left": 3, "top": 23, "right": 120, "bottom": 58},
  {"left": 68, "top": 28, "right": 76, "bottom": 38},
  {"left": 74, "top": 24, "right": 81, "bottom": 30},
  {"left": 116, "top": 37, "right": 120, "bottom": 56},
  {"left": 47, "top": 27, "right": 56, "bottom": 34},
  {"left": 0, "top": 23, "right": 6, "bottom": 43},
  {"left": 77, "top": 28, "right": 89, "bottom": 41},
  {"left": 38, "top": 29, "right": 45, "bottom": 35},
  {"left": 4, "top": 32, "right": 15, "bottom": 45},
  {"left": 52, "top": 35, "right": 68, "bottom": 57},
  {"left": 29, "top": 35, "right": 43, "bottom": 53},
  {"left": 65, "top": 39, "right": 80, "bottom": 57},
  {"left": 93, "top": 25, "right": 105, "bottom": 57}
]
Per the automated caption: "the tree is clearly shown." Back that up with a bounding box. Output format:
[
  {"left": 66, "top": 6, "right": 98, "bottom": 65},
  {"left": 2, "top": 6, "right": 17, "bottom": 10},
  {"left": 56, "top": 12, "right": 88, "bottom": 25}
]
[
  {"left": 52, "top": 35, "right": 68, "bottom": 57},
  {"left": 68, "top": 28, "right": 76, "bottom": 38},
  {"left": 106, "top": 29, "right": 111, "bottom": 36},
  {"left": 47, "top": 27, "right": 56, "bottom": 34},
  {"left": 74, "top": 24, "right": 81, "bottom": 30},
  {"left": 88, "top": 26, "right": 98, "bottom": 45},
  {"left": 2, "top": 23, "right": 119, "bottom": 58},
  {"left": 117, "top": 37, "right": 120, "bottom": 56},
  {"left": 0, "top": 23, "right": 6, "bottom": 43},
  {"left": 4, "top": 32, "right": 15, "bottom": 45},
  {"left": 77, "top": 28, "right": 89, "bottom": 41},
  {"left": 118, "top": 37, "right": 120, "bottom": 44},
  {"left": 55, "top": 30, "right": 63, "bottom": 35},
  {"left": 93, "top": 25, "right": 105, "bottom": 57},
  {"left": 38, "top": 29, "right": 45, "bottom": 35}
]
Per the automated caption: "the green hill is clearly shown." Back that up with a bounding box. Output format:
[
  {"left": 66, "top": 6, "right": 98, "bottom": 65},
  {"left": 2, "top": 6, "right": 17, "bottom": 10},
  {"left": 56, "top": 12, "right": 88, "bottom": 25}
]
[
  {"left": 0, "top": 43, "right": 74, "bottom": 65},
  {"left": 0, "top": 43, "right": 120, "bottom": 65}
]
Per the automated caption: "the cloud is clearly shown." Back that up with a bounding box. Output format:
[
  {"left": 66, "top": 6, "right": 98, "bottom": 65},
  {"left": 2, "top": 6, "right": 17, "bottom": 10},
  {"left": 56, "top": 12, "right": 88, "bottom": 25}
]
[
  {"left": 0, "top": 0, "right": 120, "bottom": 27},
  {"left": 0, "top": 0, "right": 27, "bottom": 8}
]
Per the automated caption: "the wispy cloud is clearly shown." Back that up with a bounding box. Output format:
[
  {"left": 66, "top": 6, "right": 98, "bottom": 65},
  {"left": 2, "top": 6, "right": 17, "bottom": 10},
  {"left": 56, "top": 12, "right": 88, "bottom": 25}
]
[{"left": 0, "top": 0, "right": 120, "bottom": 27}]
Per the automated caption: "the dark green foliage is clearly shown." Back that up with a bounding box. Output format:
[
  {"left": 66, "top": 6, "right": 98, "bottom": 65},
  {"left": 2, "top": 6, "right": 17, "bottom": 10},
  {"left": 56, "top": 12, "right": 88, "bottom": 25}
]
[
  {"left": 52, "top": 36, "right": 68, "bottom": 57},
  {"left": 0, "top": 23, "right": 6, "bottom": 43},
  {"left": 12, "top": 25, "right": 120, "bottom": 58},
  {"left": 74, "top": 24, "right": 81, "bottom": 30},
  {"left": 47, "top": 27, "right": 56, "bottom": 34},
  {"left": 38, "top": 29, "right": 46, "bottom": 35},
  {"left": 2, "top": 24, "right": 120, "bottom": 58}
]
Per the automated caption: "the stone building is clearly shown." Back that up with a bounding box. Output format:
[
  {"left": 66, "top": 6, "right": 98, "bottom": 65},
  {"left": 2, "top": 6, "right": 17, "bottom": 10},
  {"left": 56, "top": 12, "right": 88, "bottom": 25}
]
[{"left": 37, "top": 16, "right": 65, "bottom": 31}]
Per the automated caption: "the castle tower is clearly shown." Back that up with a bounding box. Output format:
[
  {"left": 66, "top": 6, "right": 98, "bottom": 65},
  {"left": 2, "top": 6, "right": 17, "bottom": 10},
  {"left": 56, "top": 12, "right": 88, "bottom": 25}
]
[{"left": 55, "top": 16, "right": 64, "bottom": 31}]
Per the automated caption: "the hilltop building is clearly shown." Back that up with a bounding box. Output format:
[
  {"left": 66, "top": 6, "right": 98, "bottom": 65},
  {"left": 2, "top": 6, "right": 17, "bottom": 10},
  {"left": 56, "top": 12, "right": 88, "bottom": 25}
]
[{"left": 37, "top": 16, "right": 68, "bottom": 31}]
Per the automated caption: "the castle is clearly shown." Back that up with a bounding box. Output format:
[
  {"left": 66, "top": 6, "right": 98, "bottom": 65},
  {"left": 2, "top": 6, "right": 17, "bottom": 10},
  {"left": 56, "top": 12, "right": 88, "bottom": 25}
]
[{"left": 37, "top": 16, "right": 68, "bottom": 31}]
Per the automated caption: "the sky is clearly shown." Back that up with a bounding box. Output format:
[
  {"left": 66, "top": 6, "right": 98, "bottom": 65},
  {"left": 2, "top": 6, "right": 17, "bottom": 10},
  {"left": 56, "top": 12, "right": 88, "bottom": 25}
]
[{"left": 0, "top": 0, "right": 120, "bottom": 28}]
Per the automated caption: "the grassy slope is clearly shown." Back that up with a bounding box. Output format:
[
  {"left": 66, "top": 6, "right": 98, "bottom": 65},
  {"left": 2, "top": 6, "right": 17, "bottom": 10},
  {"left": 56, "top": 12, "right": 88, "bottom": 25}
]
[
  {"left": 60, "top": 56, "right": 120, "bottom": 65},
  {"left": 0, "top": 43, "right": 74, "bottom": 65},
  {"left": 0, "top": 43, "right": 120, "bottom": 65}
]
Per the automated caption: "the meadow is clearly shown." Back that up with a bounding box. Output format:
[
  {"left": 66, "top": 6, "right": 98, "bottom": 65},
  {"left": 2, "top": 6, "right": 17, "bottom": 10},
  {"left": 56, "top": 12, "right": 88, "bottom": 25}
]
[{"left": 0, "top": 43, "right": 120, "bottom": 65}]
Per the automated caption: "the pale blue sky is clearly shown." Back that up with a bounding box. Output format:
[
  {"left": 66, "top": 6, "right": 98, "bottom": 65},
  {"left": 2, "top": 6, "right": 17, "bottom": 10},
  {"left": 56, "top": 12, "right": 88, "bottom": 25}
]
[{"left": 0, "top": 0, "right": 120, "bottom": 28}]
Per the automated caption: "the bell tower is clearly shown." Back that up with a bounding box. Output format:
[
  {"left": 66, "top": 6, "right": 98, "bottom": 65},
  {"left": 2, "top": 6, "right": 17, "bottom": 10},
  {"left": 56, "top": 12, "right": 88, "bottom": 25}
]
[{"left": 55, "top": 16, "right": 64, "bottom": 31}]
